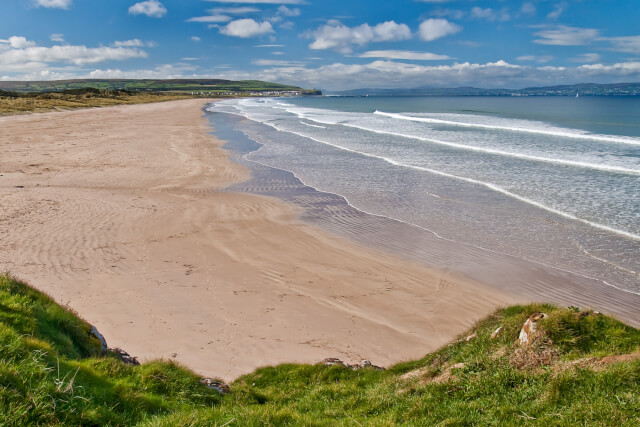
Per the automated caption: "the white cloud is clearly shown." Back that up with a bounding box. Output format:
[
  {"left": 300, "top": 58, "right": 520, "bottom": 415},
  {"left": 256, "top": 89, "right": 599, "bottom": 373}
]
[
  {"left": 237, "top": 59, "right": 640, "bottom": 91},
  {"left": 187, "top": 15, "right": 231, "bottom": 23},
  {"left": 604, "top": 36, "right": 640, "bottom": 54},
  {"left": 431, "top": 8, "right": 465, "bottom": 20},
  {"left": 0, "top": 37, "right": 147, "bottom": 74},
  {"left": 205, "top": 0, "right": 303, "bottom": 3},
  {"left": 113, "top": 39, "right": 156, "bottom": 47},
  {"left": 517, "top": 55, "right": 554, "bottom": 63},
  {"left": 521, "top": 2, "right": 536, "bottom": 15},
  {"left": 277, "top": 6, "right": 300, "bottom": 17},
  {"left": 359, "top": 50, "right": 450, "bottom": 60},
  {"left": 128, "top": 0, "right": 167, "bottom": 18},
  {"left": 252, "top": 59, "right": 305, "bottom": 66},
  {"left": 220, "top": 19, "right": 274, "bottom": 38},
  {"left": 191, "top": 36, "right": 201, "bottom": 42},
  {"left": 208, "top": 7, "right": 259, "bottom": 14},
  {"left": 9, "top": 36, "right": 36, "bottom": 49},
  {"left": 470, "top": 7, "right": 511, "bottom": 22},
  {"left": 50, "top": 34, "right": 65, "bottom": 43},
  {"left": 533, "top": 26, "right": 599, "bottom": 45},
  {"left": 33, "top": 0, "right": 71, "bottom": 9},
  {"left": 307, "top": 20, "right": 411, "bottom": 54},
  {"left": 569, "top": 53, "right": 601, "bottom": 63},
  {"left": 546, "top": 2, "right": 567, "bottom": 20},
  {"left": 418, "top": 19, "right": 462, "bottom": 42},
  {"left": 87, "top": 63, "right": 197, "bottom": 80}
]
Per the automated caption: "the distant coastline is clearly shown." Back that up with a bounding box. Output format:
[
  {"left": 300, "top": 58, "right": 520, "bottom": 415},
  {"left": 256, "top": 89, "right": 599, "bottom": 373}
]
[{"left": 331, "top": 82, "right": 640, "bottom": 97}]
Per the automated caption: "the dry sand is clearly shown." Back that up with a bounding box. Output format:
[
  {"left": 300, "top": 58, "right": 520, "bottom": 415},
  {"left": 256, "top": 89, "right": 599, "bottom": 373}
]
[{"left": 0, "top": 99, "right": 520, "bottom": 380}]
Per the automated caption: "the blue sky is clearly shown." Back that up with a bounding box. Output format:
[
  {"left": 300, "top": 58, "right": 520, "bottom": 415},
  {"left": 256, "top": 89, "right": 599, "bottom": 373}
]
[{"left": 1, "top": 0, "right": 639, "bottom": 90}]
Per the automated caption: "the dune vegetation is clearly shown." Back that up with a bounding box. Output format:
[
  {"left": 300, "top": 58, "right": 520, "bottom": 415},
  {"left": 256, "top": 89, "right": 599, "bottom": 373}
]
[
  {"left": 0, "top": 88, "right": 191, "bottom": 116},
  {"left": 0, "top": 273, "right": 638, "bottom": 425}
]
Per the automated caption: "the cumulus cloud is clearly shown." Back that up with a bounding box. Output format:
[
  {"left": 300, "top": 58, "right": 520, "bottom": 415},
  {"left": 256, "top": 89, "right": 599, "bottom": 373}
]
[
  {"left": 359, "top": 50, "right": 450, "bottom": 60},
  {"left": 33, "top": 0, "right": 71, "bottom": 9},
  {"left": 470, "top": 7, "right": 511, "bottom": 22},
  {"left": 0, "top": 36, "right": 147, "bottom": 74},
  {"left": 128, "top": 0, "right": 167, "bottom": 18},
  {"left": 533, "top": 26, "right": 599, "bottom": 45},
  {"left": 418, "top": 19, "right": 462, "bottom": 42},
  {"left": 236, "top": 59, "right": 640, "bottom": 91},
  {"left": 191, "top": 36, "right": 201, "bottom": 42},
  {"left": 277, "top": 6, "right": 300, "bottom": 17},
  {"left": 220, "top": 19, "right": 274, "bottom": 38},
  {"left": 8, "top": 36, "right": 36, "bottom": 49},
  {"left": 307, "top": 20, "right": 411, "bottom": 53}
]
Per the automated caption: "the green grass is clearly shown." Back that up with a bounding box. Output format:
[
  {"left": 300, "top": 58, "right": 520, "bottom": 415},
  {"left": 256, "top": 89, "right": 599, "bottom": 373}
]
[
  {"left": 0, "top": 79, "right": 317, "bottom": 94},
  {"left": 1, "top": 273, "right": 639, "bottom": 425}
]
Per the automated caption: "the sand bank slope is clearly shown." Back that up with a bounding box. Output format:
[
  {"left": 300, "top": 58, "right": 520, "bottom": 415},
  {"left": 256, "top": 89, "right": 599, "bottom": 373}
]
[{"left": 0, "top": 100, "right": 518, "bottom": 379}]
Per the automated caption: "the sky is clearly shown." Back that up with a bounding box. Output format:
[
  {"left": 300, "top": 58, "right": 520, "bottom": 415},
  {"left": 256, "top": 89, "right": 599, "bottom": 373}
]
[{"left": 1, "top": 0, "right": 639, "bottom": 90}]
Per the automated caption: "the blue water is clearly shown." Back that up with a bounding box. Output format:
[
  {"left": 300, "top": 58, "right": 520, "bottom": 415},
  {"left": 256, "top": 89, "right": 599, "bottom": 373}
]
[{"left": 207, "top": 96, "right": 640, "bottom": 293}]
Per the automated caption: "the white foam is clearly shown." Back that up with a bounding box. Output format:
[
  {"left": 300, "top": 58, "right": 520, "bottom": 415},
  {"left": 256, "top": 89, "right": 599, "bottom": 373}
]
[
  {"left": 248, "top": 120, "right": 640, "bottom": 241},
  {"left": 338, "top": 122, "right": 640, "bottom": 176},
  {"left": 375, "top": 111, "right": 640, "bottom": 146}
]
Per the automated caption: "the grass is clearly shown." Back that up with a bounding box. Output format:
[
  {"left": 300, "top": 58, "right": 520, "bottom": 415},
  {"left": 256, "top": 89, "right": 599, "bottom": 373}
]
[
  {"left": 0, "top": 88, "right": 192, "bottom": 116},
  {"left": 1, "top": 273, "right": 639, "bottom": 425}
]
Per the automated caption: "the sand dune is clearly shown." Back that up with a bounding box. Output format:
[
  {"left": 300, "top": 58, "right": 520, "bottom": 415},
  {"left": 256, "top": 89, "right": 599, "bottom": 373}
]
[{"left": 0, "top": 100, "right": 519, "bottom": 380}]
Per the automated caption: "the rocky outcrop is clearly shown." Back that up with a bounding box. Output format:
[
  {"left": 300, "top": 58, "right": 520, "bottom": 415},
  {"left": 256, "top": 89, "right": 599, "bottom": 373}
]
[
  {"left": 517, "top": 312, "right": 547, "bottom": 345},
  {"left": 108, "top": 347, "right": 140, "bottom": 366},
  {"left": 200, "top": 378, "right": 231, "bottom": 394},
  {"left": 320, "top": 358, "right": 384, "bottom": 371}
]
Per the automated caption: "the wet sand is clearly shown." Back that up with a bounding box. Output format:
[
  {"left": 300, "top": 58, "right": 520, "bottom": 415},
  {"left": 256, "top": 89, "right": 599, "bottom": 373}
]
[
  {"left": 0, "top": 99, "right": 522, "bottom": 380},
  {"left": 216, "top": 114, "right": 640, "bottom": 329}
]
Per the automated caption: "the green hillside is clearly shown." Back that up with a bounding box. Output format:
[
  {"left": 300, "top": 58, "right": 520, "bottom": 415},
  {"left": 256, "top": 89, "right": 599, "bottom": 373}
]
[
  {"left": 1, "top": 273, "right": 638, "bottom": 425},
  {"left": 0, "top": 79, "right": 320, "bottom": 95}
]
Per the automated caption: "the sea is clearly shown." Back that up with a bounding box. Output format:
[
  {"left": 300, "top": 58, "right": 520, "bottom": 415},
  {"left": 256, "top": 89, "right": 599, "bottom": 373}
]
[{"left": 206, "top": 96, "right": 640, "bottom": 298}]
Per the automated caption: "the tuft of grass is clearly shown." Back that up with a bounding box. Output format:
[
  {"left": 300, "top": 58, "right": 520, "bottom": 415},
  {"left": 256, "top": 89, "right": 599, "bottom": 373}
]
[{"left": 1, "top": 273, "right": 639, "bottom": 425}]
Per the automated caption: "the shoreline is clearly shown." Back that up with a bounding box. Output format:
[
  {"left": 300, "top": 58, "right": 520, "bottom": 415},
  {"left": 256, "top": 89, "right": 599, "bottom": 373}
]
[
  {"left": 210, "top": 109, "right": 640, "bottom": 328},
  {"left": 0, "top": 99, "right": 522, "bottom": 380}
]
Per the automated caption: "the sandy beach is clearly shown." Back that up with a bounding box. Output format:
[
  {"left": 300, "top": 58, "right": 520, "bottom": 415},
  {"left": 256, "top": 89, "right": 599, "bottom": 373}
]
[{"left": 0, "top": 99, "right": 526, "bottom": 379}]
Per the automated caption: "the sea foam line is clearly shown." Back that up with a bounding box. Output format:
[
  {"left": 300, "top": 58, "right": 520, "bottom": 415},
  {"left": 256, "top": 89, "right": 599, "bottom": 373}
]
[
  {"left": 257, "top": 119, "right": 640, "bottom": 242},
  {"left": 375, "top": 111, "right": 640, "bottom": 146},
  {"left": 292, "top": 114, "right": 640, "bottom": 176}
]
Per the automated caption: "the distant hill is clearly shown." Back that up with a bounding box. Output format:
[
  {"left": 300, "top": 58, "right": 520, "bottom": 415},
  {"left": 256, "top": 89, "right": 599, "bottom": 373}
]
[
  {"left": 334, "top": 82, "right": 640, "bottom": 97},
  {"left": 0, "top": 79, "right": 321, "bottom": 95}
]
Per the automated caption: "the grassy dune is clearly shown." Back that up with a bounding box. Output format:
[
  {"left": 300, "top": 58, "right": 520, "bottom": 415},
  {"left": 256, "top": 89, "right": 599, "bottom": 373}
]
[
  {"left": 0, "top": 88, "right": 191, "bottom": 116},
  {"left": 0, "top": 273, "right": 638, "bottom": 425}
]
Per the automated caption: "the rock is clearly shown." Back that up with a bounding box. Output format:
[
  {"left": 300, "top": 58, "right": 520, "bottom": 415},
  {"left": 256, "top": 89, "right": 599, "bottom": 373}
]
[
  {"left": 90, "top": 325, "right": 108, "bottom": 352},
  {"left": 107, "top": 347, "right": 140, "bottom": 366},
  {"left": 464, "top": 332, "right": 478, "bottom": 342},
  {"left": 517, "top": 313, "right": 547, "bottom": 346},
  {"left": 490, "top": 327, "right": 503, "bottom": 339},
  {"left": 321, "top": 358, "right": 347, "bottom": 367},
  {"left": 200, "top": 378, "right": 230, "bottom": 394},
  {"left": 320, "top": 358, "right": 384, "bottom": 371}
]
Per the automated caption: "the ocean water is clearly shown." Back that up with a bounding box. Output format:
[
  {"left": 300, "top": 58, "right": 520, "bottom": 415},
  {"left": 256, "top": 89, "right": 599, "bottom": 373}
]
[{"left": 206, "top": 96, "right": 640, "bottom": 294}]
